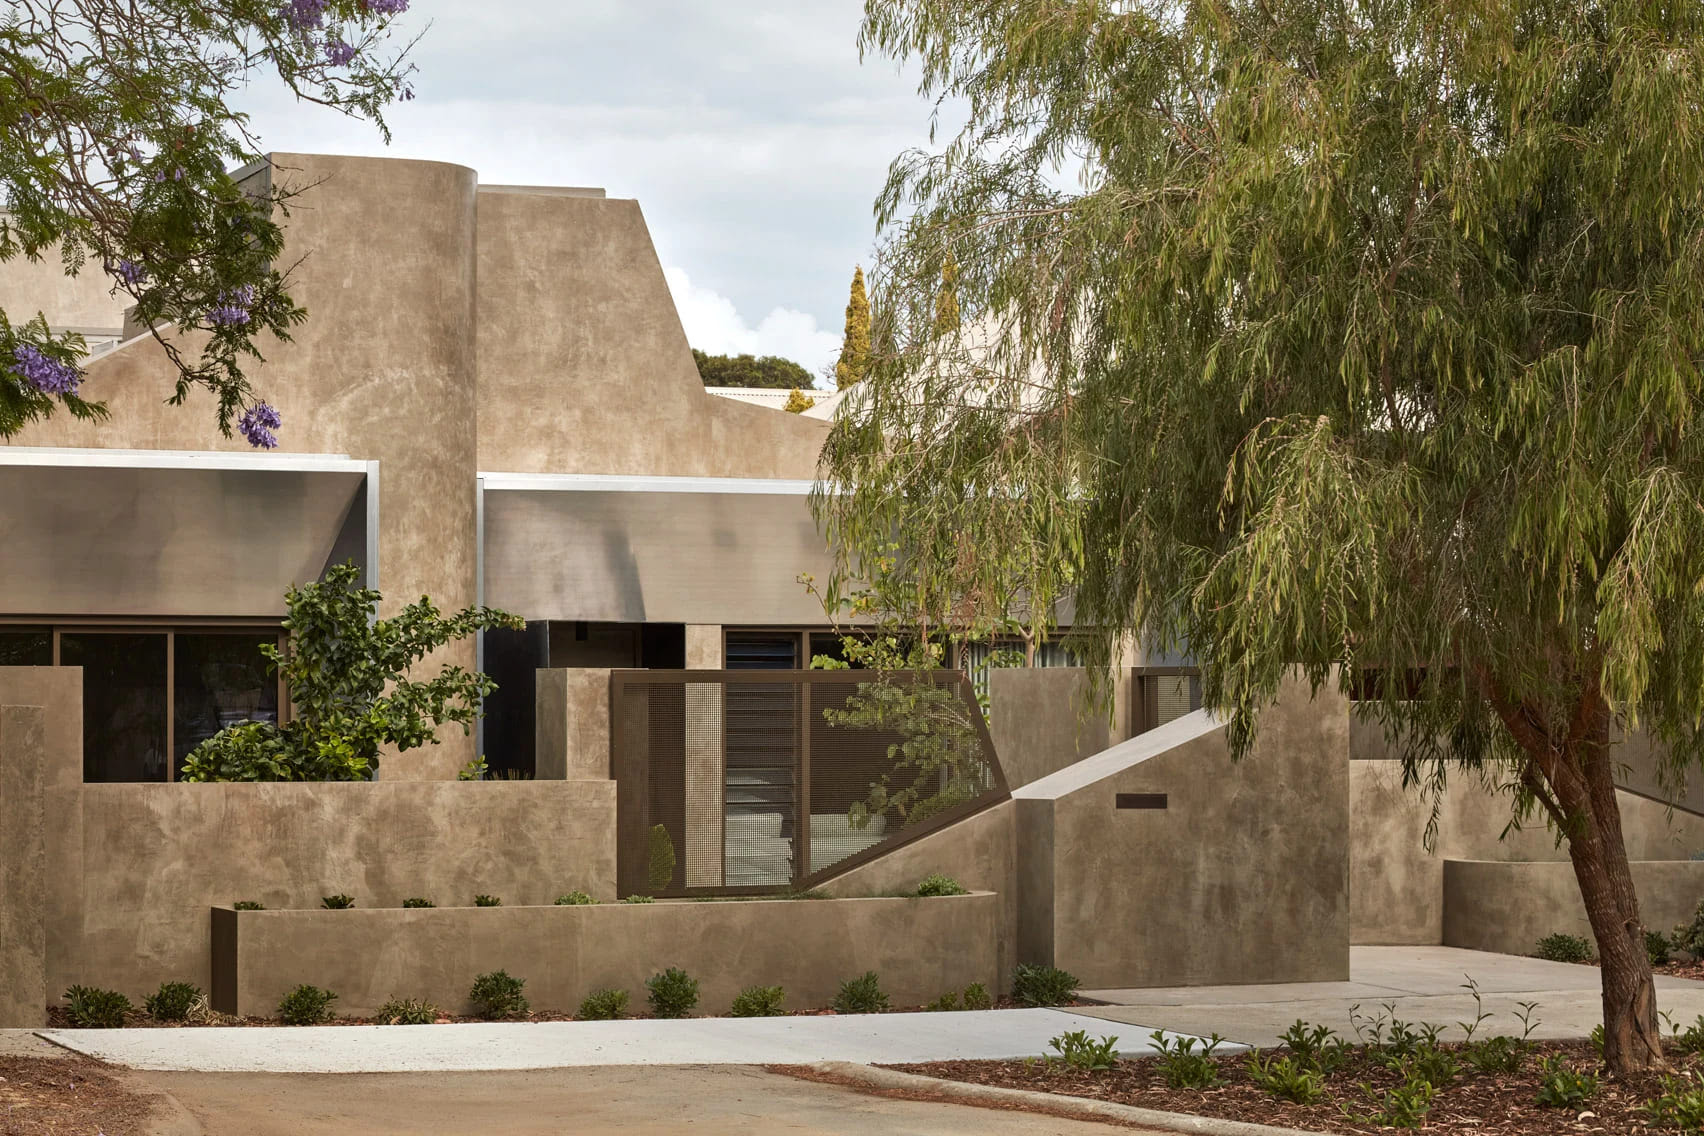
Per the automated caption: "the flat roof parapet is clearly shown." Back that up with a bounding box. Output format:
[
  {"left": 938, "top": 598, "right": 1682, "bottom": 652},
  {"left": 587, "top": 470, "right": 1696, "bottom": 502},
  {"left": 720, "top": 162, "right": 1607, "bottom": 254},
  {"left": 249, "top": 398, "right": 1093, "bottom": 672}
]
[{"left": 479, "top": 184, "right": 607, "bottom": 198}]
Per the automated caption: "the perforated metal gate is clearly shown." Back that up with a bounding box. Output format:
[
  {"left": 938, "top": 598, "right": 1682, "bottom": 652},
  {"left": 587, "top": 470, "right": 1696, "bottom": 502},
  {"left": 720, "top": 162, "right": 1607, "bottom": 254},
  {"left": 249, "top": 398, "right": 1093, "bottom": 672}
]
[{"left": 609, "top": 669, "right": 1008, "bottom": 897}]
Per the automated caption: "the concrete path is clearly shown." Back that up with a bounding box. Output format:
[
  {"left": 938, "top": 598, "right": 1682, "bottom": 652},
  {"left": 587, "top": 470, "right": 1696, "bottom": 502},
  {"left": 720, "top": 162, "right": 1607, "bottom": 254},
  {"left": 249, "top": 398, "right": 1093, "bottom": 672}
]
[
  {"left": 41, "top": 1007, "right": 1200, "bottom": 1073},
  {"left": 1075, "top": 945, "right": 1704, "bottom": 1048}
]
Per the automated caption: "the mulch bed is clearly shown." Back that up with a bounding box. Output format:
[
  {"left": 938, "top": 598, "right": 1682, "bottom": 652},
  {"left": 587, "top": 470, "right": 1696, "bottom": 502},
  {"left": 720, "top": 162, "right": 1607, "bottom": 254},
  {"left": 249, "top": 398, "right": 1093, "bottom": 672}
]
[
  {"left": 884, "top": 1040, "right": 1693, "bottom": 1135},
  {"left": 0, "top": 1055, "right": 160, "bottom": 1135}
]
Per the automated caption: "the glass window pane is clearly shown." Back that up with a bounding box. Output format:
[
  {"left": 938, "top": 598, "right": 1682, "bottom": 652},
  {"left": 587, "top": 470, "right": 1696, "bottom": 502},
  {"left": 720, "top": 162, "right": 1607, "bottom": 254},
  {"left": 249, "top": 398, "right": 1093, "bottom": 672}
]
[
  {"left": 0, "top": 630, "right": 51, "bottom": 667},
  {"left": 173, "top": 634, "right": 279, "bottom": 777},
  {"left": 60, "top": 633, "right": 168, "bottom": 783}
]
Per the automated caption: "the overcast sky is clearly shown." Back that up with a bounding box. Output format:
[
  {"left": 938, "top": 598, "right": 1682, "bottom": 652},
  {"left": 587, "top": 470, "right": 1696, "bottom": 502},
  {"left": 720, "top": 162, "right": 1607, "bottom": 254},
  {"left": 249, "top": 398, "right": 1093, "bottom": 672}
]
[{"left": 240, "top": 1, "right": 942, "bottom": 387}]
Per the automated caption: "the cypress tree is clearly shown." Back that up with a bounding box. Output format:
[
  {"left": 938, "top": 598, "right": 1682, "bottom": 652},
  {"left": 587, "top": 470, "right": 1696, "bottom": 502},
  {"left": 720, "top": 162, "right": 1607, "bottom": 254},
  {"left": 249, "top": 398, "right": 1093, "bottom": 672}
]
[
  {"left": 834, "top": 266, "right": 871, "bottom": 390},
  {"left": 933, "top": 254, "right": 960, "bottom": 338}
]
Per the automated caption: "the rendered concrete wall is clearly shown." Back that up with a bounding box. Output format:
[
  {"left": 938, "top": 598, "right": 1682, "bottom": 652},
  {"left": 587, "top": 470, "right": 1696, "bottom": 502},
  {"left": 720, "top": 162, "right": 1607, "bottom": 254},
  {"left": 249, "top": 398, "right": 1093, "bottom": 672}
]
[
  {"left": 0, "top": 237, "right": 131, "bottom": 336},
  {"left": 1014, "top": 676, "right": 1351, "bottom": 989},
  {"left": 534, "top": 669, "right": 610, "bottom": 780},
  {"left": 1442, "top": 859, "right": 1704, "bottom": 956},
  {"left": 0, "top": 706, "right": 46, "bottom": 1026},
  {"left": 212, "top": 892, "right": 998, "bottom": 1018},
  {"left": 988, "top": 668, "right": 1111, "bottom": 790},
  {"left": 52, "top": 779, "right": 615, "bottom": 999}
]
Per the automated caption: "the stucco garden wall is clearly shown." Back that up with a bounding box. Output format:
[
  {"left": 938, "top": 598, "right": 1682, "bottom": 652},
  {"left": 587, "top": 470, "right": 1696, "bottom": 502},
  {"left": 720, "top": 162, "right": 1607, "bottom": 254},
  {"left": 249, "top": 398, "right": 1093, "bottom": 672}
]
[
  {"left": 988, "top": 668, "right": 1112, "bottom": 790},
  {"left": 212, "top": 892, "right": 997, "bottom": 1018},
  {"left": 1442, "top": 860, "right": 1704, "bottom": 956}
]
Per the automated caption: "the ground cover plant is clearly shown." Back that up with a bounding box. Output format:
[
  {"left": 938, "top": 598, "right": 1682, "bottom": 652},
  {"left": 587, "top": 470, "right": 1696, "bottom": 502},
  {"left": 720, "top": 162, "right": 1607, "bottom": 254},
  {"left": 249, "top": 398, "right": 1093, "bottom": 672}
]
[
  {"left": 833, "top": 971, "right": 889, "bottom": 1014},
  {"left": 555, "top": 891, "right": 595, "bottom": 905},
  {"left": 277, "top": 985, "right": 336, "bottom": 1025},
  {"left": 232, "top": 900, "right": 264, "bottom": 910},
  {"left": 402, "top": 897, "right": 435, "bottom": 908},
  {"left": 321, "top": 894, "right": 355, "bottom": 909},
  {"left": 144, "top": 981, "right": 201, "bottom": 1022},
  {"left": 473, "top": 895, "right": 501, "bottom": 907},
  {"left": 914, "top": 873, "right": 968, "bottom": 897},
  {"left": 1011, "top": 964, "right": 1079, "bottom": 1007},
  {"left": 468, "top": 971, "right": 528, "bottom": 1020},
  {"left": 1534, "top": 933, "right": 1593, "bottom": 964},
  {"left": 374, "top": 997, "right": 439, "bottom": 1025},
  {"left": 729, "top": 985, "right": 786, "bottom": 1017},
  {"left": 62, "top": 985, "right": 130, "bottom": 1028},
  {"left": 578, "top": 988, "right": 629, "bottom": 1020}
]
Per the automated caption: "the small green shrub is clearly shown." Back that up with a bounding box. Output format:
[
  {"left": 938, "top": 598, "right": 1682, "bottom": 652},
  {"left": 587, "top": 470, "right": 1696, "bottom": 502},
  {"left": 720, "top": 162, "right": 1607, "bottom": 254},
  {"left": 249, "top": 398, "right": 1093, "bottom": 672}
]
[
  {"left": 1534, "top": 1055, "right": 1598, "bottom": 1108},
  {"left": 1149, "top": 1031, "right": 1223, "bottom": 1089},
  {"left": 1407, "top": 1042, "right": 1458, "bottom": 1089},
  {"left": 277, "top": 984, "right": 337, "bottom": 1025},
  {"left": 144, "top": 981, "right": 201, "bottom": 1022},
  {"left": 232, "top": 900, "right": 264, "bottom": 911},
  {"left": 63, "top": 985, "right": 131, "bottom": 1028},
  {"left": 321, "top": 894, "right": 355, "bottom": 910},
  {"left": 1644, "top": 1076, "right": 1704, "bottom": 1132},
  {"left": 401, "top": 897, "right": 435, "bottom": 909},
  {"left": 473, "top": 895, "right": 502, "bottom": 907},
  {"left": 914, "top": 873, "right": 968, "bottom": 897},
  {"left": 469, "top": 970, "right": 529, "bottom": 1020},
  {"left": 648, "top": 823, "right": 677, "bottom": 892},
  {"left": 555, "top": 891, "right": 595, "bottom": 906},
  {"left": 729, "top": 985, "right": 786, "bottom": 1017},
  {"left": 1462, "top": 1034, "right": 1527, "bottom": 1075},
  {"left": 1353, "top": 1066, "right": 1435, "bottom": 1129},
  {"left": 1246, "top": 1051, "right": 1324, "bottom": 1104},
  {"left": 961, "top": 982, "right": 992, "bottom": 1011},
  {"left": 833, "top": 971, "right": 890, "bottom": 1014},
  {"left": 1046, "top": 1030, "right": 1119, "bottom": 1072},
  {"left": 1591, "top": 1023, "right": 1606, "bottom": 1057},
  {"left": 623, "top": 895, "right": 654, "bottom": 904},
  {"left": 925, "top": 991, "right": 959, "bottom": 1012},
  {"left": 1650, "top": 929, "right": 1674, "bottom": 966},
  {"left": 1676, "top": 901, "right": 1704, "bottom": 956},
  {"left": 1278, "top": 1019, "right": 1350, "bottom": 1074},
  {"left": 646, "top": 968, "right": 699, "bottom": 1019},
  {"left": 578, "top": 988, "right": 629, "bottom": 1020},
  {"left": 1012, "top": 963, "right": 1079, "bottom": 1007},
  {"left": 1534, "top": 932, "right": 1592, "bottom": 963},
  {"left": 1674, "top": 1015, "right": 1704, "bottom": 1056},
  {"left": 375, "top": 997, "right": 439, "bottom": 1025}
]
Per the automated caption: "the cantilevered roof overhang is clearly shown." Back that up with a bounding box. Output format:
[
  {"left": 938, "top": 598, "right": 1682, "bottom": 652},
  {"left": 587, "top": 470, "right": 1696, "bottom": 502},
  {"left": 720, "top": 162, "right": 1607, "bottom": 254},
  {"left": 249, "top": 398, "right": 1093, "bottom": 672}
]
[
  {"left": 0, "top": 448, "right": 377, "bottom": 618},
  {"left": 478, "top": 473, "right": 837, "bottom": 625}
]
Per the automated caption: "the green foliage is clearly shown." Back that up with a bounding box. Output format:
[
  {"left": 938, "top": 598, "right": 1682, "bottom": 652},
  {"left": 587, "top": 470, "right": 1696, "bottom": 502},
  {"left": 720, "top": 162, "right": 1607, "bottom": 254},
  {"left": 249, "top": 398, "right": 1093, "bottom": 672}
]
[
  {"left": 1592, "top": 1024, "right": 1606, "bottom": 1057},
  {"left": 181, "top": 565, "right": 522, "bottom": 782},
  {"left": 1535, "top": 933, "right": 1593, "bottom": 964},
  {"left": 914, "top": 873, "right": 968, "bottom": 897},
  {"left": 1462, "top": 1035, "right": 1528, "bottom": 1075},
  {"left": 623, "top": 895, "right": 654, "bottom": 904},
  {"left": 0, "top": 2, "right": 415, "bottom": 442},
  {"left": 232, "top": 900, "right": 264, "bottom": 911},
  {"left": 1350, "top": 1067, "right": 1436, "bottom": 1129},
  {"left": 1148, "top": 1032, "right": 1223, "bottom": 1089},
  {"left": 468, "top": 971, "right": 528, "bottom": 1021},
  {"left": 402, "top": 897, "right": 435, "bottom": 909},
  {"left": 692, "top": 349, "right": 813, "bottom": 390},
  {"left": 1245, "top": 1051, "right": 1325, "bottom": 1104},
  {"left": 1535, "top": 1055, "right": 1599, "bottom": 1108},
  {"left": 1406, "top": 1043, "right": 1458, "bottom": 1090},
  {"left": 457, "top": 756, "right": 488, "bottom": 781},
  {"left": 144, "top": 981, "right": 201, "bottom": 1022},
  {"left": 1045, "top": 1030, "right": 1119, "bottom": 1072},
  {"left": 374, "top": 997, "right": 438, "bottom": 1025},
  {"left": 473, "top": 895, "right": 501, "bottom": 907},
  {"left": 1672, "top": 1015, "right": 1704, "bottom": 1055},
  {"left": 833, "top": 971, "right": 890, "bottom": 1014},
  {"left": 577, "top": 988, "right": 629, "bottom": 1021},
  {"left": 63, "top": 985, "right": 131, "bottom": 1028},
  {"left": 834, "top": 266, "right": 869, "bottom": 390},
  {"left": 932, "top": 253, "right": 959, "bottom": 338},
  {"left": 924, "top": 991, "right": 959, "bottom": 1012},
  {"left": 729, "top": 985, "right": 786, "bottom": 1018},
  {"left": 645, "top": 968, "right": 699, "bottom": 1019},
  {"left": 1278, "top": 1020, "right": 1350, "bottom": 1075},
  {"left": 555, "top": 891, "right": 596, "bottom": 906},
  {"left": 277, "top": 984, "right": 336, "bottom": 1026},
  {"left": 961, "top": 982, "right": 992, "bottom": 1011},
  {"left": 1651, "top": 929, "right": 1675, "bottom": 966},
  {"left": 647, "top": 824, "right": 677, "bottom": 893},
  {"left": 1645, "top": 1076, "right": 1704, "bottom": 1133},
  {"left": 1676, "top": 902, "right": 1704, "bottom": 957},
  {"left": 1012, "top": 963, "right": 1079, "bottom": 1008},
  {"left": 783, "top": 388, "right": 817, "bottom": 414},
  {"left": 321, "top": 894, "right": 354, "bottom": 910}
]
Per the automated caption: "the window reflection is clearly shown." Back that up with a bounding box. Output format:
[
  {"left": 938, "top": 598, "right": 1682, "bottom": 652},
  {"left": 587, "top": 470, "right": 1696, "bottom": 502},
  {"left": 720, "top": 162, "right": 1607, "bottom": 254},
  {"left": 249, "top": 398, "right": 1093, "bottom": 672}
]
[
  {"left": 60, "top": 633, "right": 168, "bottom": 783},
  {"left": 0, "top": 630, "right": 51, "bottom": 667},
  {"left": 173, "top": 634, "right": 279, "bottom": 777}
]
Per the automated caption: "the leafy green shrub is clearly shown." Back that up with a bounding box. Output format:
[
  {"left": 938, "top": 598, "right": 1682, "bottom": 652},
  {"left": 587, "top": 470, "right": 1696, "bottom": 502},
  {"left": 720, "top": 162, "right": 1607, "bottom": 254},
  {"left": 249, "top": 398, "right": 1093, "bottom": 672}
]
[
  {"left": 577, "top": 988, "right": 629, "bottom": 1020},
  {"left": 729, "top": 985, "right": 786, "bottom": 1017},
  {"left": 1149, "top": 1031, "right": 1222, "bottom": 1089},
  {"left": 321, "top": 894, "right": 354, "bottom": 910},
  {"left": 232, "top": 900, "right": 264, "bottom": 911},
  {"left": 468, "top": 970, "right": 528, "bottom": 1020},
  {"left": 1534, "top": 1055, "right": 1598, "bottom": 1108},
  {"left": 1534, "top": 933, "right": 1592, "bottom": 963},
  {"left": 473, "top": 895, "right": 501, "bottom": 907},
  {"left": 1012, "top": 963, "right": 1079, "bottom": 1007},
  {"left": 1674, "top": 1015, "right": 1704, "bottom": 1056},
  {"left": 1644, "top": 1076, "right": 1704, "bottom": 1132},
  {"left": 1353, "top": 1066, "right": 1435, "bottom": 1128},
  {"left": 1676, "top": 901, "right": 1704, "bottom": 956},
  {"left": 962, "top": 982, "right": 992, "bottom": 1010},
  {"left": 555, "top": 891, "right": 595, "bottom": 906},
  {"left": 63, "top": 985, "right": 131, "bottom": 1028},
  {"left": 914, "top": 873, "right": 968, "bottom": 897},
  {"left": 648, "top": 823, "right": 677, "bottom": 892},
  {"left": 1650, "top": 929, "right": 1674, "bottom": 966},
  {"left": 1591, "top": 1023, "right": 1606, "bottom": 1057},
  {"left": 1278, "top": 1020, "right": 1349, "bottom": 1074},
  {"left": 925, "top": 991, "right": 959, "bottom": 1011},
  {"left": 179, "top": 564, "right": 522, "bottom": 782},
  {"left": 1462, "top": 1034, "right": 1527, "bottom": 1075},
  {"left": 623, "top": 895, "right": 654, "bottom": 904},
  {"left": 277, "top": 984, "right": 337, "bottom": 1025},
  {"left": 646, "top": 968, "right": 699, "bottom": 1019},
  {"left": 1046, "top": 1030, "right": 1119, "bottom": 1072},
  {"left": 402, "top": 897, "right": 435, "bottom": 909},
  {"left": 1407, "top": 1042, "right": 1458, "bottom": 1089},
  {"left": 833, "top": 971, "right": 890, "bottom": 1014},
  {"left": 375, "top": 997, "right": 438, "bottom": 1025},
  {"left": 1245, "top": 1051, "right": 1324, "bottom": 1104},
  {"left": 144, "top": 981, "right": 201, "bottom": 1022}
]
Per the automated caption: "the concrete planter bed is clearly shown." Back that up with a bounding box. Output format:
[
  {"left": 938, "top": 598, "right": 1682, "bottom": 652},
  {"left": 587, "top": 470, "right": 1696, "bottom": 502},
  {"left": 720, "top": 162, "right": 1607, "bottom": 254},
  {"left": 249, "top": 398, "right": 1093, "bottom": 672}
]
[{"left": 210, "top": 892, "right": 998, "bottom": 1019}]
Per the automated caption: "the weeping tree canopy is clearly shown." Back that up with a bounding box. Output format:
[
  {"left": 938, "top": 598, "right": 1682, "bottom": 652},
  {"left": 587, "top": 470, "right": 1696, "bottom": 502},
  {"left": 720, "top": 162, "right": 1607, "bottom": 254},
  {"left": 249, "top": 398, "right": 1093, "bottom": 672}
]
[
  {"left": 0, "top": 0, "right": 419, "bottom": 446},
  {"left": 827, "top": 0, "right": 1704, "bottom": 1073}
]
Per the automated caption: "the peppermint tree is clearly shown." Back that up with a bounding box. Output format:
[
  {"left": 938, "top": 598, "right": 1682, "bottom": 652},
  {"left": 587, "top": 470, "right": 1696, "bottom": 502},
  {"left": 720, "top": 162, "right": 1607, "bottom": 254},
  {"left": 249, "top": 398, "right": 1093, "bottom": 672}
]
[
  {"left": 0, "top": 0, "right": 419, "bottom": 446},
  {"left": 832, "top": 0, "right": 1704, "bottom": 1073}
]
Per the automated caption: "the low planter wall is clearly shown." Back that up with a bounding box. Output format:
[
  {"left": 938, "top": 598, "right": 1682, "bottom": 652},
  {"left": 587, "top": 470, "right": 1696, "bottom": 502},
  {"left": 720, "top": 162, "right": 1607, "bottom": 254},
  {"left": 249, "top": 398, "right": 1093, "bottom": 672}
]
[
  {"left": 1442, "top": 859, "right": 1704, "bottom": 956},
  {"left": 211, "top": 892, "right": 998, "bottom": 1018}
]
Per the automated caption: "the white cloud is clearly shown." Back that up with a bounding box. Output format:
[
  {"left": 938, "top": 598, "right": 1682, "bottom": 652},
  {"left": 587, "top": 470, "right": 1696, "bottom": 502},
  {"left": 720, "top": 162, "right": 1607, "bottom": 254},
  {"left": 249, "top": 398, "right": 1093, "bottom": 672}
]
[{"left": 665, "top": 267, "right": 840, "bottom": 387}]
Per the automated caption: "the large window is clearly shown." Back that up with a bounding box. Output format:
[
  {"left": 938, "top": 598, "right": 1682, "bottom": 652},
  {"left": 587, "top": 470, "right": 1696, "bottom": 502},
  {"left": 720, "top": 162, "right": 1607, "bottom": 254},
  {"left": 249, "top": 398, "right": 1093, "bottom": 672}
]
[{"left": 172, "top": 633, "right": 281, "bottom": 779}]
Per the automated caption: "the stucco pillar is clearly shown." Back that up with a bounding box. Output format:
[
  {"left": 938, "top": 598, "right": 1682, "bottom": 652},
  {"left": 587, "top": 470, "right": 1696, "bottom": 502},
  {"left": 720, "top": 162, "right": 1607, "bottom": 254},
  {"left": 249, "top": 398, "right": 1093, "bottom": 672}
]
[
  {"left": 0, "top": 705, "right": 46, "bottom": 1026},
  {"left": 682, "top": 626, "right": 724, "bottom": 886},
  {"left": 534, "top": 669, "right": 612, "bottom": 780}
]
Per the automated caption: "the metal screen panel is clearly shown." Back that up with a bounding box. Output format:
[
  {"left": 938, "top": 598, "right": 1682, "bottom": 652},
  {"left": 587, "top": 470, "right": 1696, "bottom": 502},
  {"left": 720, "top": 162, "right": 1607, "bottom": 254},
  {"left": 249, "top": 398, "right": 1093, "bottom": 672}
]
[{"left": 610, "top": 670, "right": 1008, "bottom": 897}]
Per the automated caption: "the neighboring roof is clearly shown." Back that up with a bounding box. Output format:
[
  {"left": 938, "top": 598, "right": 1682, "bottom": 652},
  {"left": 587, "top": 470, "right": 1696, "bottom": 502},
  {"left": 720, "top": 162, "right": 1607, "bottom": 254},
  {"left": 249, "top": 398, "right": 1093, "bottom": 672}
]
[{"left": 704, "top": 385, "right": 850, "bottom": 420}]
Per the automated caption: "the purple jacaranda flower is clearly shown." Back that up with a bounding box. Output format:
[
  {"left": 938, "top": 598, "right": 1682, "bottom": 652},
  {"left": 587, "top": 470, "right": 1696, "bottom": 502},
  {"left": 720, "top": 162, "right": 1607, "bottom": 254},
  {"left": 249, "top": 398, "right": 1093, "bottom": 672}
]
[
  {"left": 239, "top": 402, "right": 282, "bottom": 449},
  {"left": 281, "top": 0, "right": 327, "bottom": 30},
  {"left": 207, "top": 285, "right": 256, "bottom": 328},
  {"left": 398, "top": 83, "right": 415, "bottom": 102},
  {"left": 108, "top": 260, "right": 147, "bottom": 287},
  {"left": 365, "top": 0, "right": 409, "bottom": 13},
  {"left": 11, "top": 344, "right": 81, "bottom": 396},
  {"left": 324, "top": 36, "right": 358, "bottom": 66}
]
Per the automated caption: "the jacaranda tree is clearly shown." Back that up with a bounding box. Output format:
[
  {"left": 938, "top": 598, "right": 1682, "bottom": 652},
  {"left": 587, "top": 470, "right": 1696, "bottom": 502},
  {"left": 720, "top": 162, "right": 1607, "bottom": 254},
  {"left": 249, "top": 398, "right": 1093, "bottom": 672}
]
[
  {"left": 827, "top": 0, "right": 1704, "bottom": 1073},
  {"left": 0, "top": 0, "right": 418, "bottom": 447}
]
